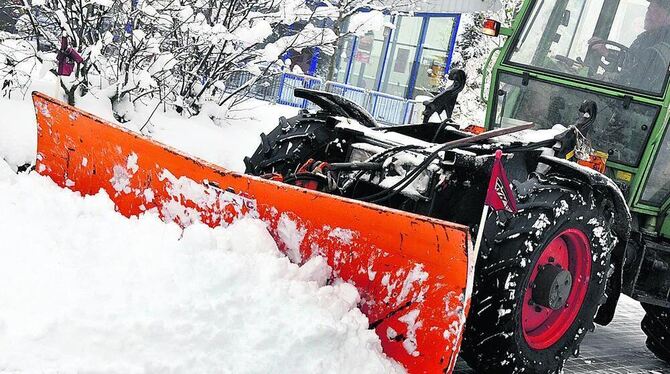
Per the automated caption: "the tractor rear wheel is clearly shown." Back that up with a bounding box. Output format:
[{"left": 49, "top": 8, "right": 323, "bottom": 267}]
[
  {"left": 641, "top": 303, "right": 670, "bottom": 362},
  {"left": 244, "top": 113, "right": 339, "bottom": 177},
  {"left": 461, "top": 175, "right": 618, "bottom": 373}
]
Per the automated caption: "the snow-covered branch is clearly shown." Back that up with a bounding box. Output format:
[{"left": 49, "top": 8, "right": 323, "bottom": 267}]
[{"left": 1, "top": 0, "right": 341, "bottom": 121}]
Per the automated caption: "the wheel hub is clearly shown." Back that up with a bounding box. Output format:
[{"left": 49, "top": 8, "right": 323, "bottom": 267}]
[
  {"left": 532, "top": 264, "right": 573, "bottom": 310},
  {"left": 521, "top": 229, "right": 592, "bottom": 350}
]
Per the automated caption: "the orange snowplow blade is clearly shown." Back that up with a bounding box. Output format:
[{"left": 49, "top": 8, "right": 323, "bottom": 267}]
[{"left": 32, "top": 92, "right": 472, "bottom": 373}]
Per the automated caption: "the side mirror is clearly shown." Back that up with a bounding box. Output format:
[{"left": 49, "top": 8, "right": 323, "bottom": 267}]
[{"left": 482, "top": 19, "right": 501, "bottom": 37}]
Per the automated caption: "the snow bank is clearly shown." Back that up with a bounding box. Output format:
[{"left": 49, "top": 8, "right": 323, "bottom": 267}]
[
  {"left": 0, "top": 99, "right": 37, "bottom": 170},
  {"left": 0, "top": 96, "right": 297, "bottom": 173},
  {"left": 0, "top": 163, "right": 404, "bottom": 373},
  {"left": 133, "top": 100, "right": 298, "bottom": 172}
]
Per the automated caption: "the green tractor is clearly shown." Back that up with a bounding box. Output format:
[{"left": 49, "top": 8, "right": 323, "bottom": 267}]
[
  {"left": 482, "top": 0, "right": 670, "bottom": 357},
  {"left": 245, "top": 0, "right": 670, "bottom": 371},
  {"left": 475, "top": 0, "right": 670, "bottom": 370}
]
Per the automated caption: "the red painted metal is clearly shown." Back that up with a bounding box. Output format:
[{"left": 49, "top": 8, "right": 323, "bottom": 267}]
[
  {"left": 32, "top": 92, "right": 473, "bottom": 373},
  {"left": 522, "top": 229, "right": 592, "bottom": 350}
]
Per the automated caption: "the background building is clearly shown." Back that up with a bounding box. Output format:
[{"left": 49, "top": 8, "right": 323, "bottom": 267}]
[
  {"left": 291, "top": 0, "right": 501, "bottom": 99},
  {"left": 332, "top": 13, "right": 460, "bottom": 99}
]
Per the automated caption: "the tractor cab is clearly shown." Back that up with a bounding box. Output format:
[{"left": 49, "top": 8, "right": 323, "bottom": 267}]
[{"left": 485, "top": 0, "right": 670, "bottom": 238}]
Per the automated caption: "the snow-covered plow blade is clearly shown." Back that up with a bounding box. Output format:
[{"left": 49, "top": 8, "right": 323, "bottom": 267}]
[{"left": 32, "top": 92, "right": 471, "bottom": 373}]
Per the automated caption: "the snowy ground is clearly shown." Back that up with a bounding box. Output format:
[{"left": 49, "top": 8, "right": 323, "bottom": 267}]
[
  {"left": 455, "top": 296, "right": 670, "bottom": 373},
  {"left": 0, "top": 94, "right": 405, "bottom": 373}
]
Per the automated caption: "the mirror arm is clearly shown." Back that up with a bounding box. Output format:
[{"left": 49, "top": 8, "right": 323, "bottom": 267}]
[{"left": 480, "top": 47, "right": 504, "bottom": 101}]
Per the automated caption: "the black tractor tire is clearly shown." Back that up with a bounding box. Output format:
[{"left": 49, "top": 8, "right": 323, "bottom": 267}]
[
  {"left": 244, "top": 112, "right": 339, "bottom": 177},
  {"left": 460, "top": 175, "right": 618, "bottom": 373},
  {"left": 641, "top": 303, "right": 670, "bottom": 362}
]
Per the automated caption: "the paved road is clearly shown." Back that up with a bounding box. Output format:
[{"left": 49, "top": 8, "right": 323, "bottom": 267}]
[{"left": 454, "top": 296, "right": 670, "bottom": 373}]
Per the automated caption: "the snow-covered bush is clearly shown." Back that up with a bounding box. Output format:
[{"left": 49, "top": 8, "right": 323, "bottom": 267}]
[
  {"left": 1, "top": 0, "right": 338, "bottom": 121},
  {"left": 0, "top": 31, "right": 38, "bottom": 99},
  {"left": 161, "top": 0, "right": 339, "bottom": 117}
]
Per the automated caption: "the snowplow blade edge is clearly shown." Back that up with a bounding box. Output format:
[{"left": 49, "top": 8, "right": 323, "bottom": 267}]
[{"left": 32, "top": 92, "right": 472, "bottom": 373}]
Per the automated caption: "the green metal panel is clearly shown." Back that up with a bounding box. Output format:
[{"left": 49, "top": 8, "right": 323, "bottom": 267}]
[
  {"left": 631, "top": 205, "right": 660, "bottom": 216},
  {"left": 629, "top": 117, "right": 670, "bottom": 211},
  {"left": 661, "top": 215, "right": 670, "bottom": 238}
]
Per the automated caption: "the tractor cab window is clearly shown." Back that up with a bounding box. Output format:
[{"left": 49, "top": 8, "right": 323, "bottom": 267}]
[
  {"left": 641, "top": 127, "right": 670, "bottom": 206},
  {"left": 492, "top": 72, "right": 658, "bottom": 166},
  {"left": 509, "top": 0, "right": 670, "bottom": 96}
]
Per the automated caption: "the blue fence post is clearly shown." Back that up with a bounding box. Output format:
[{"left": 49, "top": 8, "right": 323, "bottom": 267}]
[
  {"left": 344, "top": 37, "right": 358, "bottom": 85},
  {"left": 277, "top": 73, "right": 287, "bottom": 105},
  {"left": 445, "top": 14, "right": 461, "bottom": 74},
  {"left": 375, "top": 14, "right": 395, "bottom": 92},
  {"left": 309, "top": 48, "right": 320, "bottom": 76}
]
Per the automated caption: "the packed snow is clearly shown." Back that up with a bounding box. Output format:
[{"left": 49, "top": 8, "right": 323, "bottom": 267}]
[
  {"left": 0, "top": 93, "right": 298, "bottom": 173},
  {"left": 0, "top": 99, "right": 36, "bottom": 169},
  {"left": 0, "top": 95, "right": 404, "bottom": 373}
]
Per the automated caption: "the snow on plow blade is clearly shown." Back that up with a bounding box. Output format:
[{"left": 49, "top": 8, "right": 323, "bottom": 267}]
[{"left": 32, "top": 92, "right": 471, "bottom": 373}]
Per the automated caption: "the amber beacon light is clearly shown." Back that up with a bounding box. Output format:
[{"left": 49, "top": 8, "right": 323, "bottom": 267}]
[{"left": 482, "top": 19, "right": 501, "bottom": 36}]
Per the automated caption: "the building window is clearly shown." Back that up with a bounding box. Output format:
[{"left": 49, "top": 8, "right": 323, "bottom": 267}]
[
  {"left": 333, "top": 36, "right": 356, "bottom": 83},
  {"left": 412, "top": 17, "right": 456, "bottom": 98},
  {"left": 348, "top": 24, "right": 390, "bottom": 89},
  {"left": 380, "top": 16, "right": 423, "bottom": 97},
  {"left": 326, "top": 13, "right": 460, "bottom": 99}
]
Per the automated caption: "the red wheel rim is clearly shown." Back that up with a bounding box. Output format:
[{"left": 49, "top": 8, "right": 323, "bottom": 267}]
[{"left": 521, "top": 228, "right": 591, "bottom": 350}]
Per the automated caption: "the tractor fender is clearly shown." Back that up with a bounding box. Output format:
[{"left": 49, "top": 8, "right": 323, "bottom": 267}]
[{"left": 539, "top": 155, "right": 632, "bottom": 325}]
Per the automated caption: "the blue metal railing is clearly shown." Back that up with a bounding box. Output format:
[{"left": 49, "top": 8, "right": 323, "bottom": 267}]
[
  {"left": 368, "top": 91, "right": 412, "bottom": 125},
  {"left": 277, "top": 73, "right": 323, "bottom": 108},
  {"left": 225, "top": 72, "right": 423, "bottom": 125},
  {"left": 324, "top": 81, "right": 368, "bottom": 108},
  {"left": 223, "top": 70, "right": 280, "bottom": 102},
  {"left": 322, "top": 80, "right": 422, "bottom": 126}
]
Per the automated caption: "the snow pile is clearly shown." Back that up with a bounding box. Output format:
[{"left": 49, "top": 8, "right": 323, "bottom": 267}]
[
  {"left": 0, "top": 96, "right": 298, "bottom": 173},
  {"left": 0, "top": 99, "right": 36, "bottom": 169},
  {"left": 0, "top": 162, "right": 404, "bottom": 373},
  {"left": 495, "top": 124, "right": 568, "bottom": 145},
  {"left": 136, "top": 100, "right": 298, "bottom": 172},
  {"left": 347, "top": 10, "right": 391, "bottom": 37}
]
